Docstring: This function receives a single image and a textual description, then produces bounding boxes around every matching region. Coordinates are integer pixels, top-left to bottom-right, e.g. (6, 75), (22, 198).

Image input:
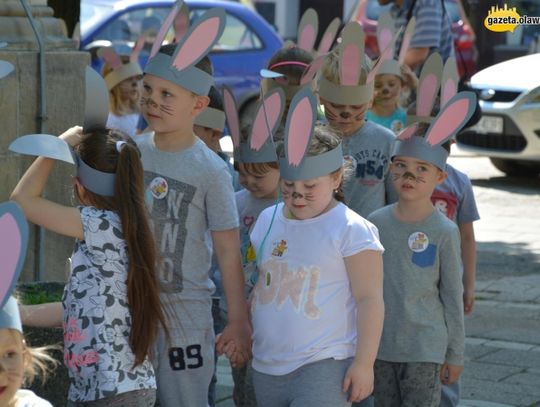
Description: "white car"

(456, 53), (540, 176)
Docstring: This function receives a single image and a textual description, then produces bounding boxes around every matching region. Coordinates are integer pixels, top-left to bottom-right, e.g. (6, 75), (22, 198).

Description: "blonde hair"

(102, 59), (141, 116)
(321, 47), (372, 86)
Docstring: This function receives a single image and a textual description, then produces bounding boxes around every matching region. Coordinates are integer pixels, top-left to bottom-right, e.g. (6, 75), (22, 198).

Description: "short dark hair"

(158, 43), (214, 75)
(208, 86), (223, 110)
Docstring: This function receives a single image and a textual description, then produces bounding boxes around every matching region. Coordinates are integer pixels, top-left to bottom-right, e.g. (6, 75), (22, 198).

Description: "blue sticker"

(412, 243), (437, 268)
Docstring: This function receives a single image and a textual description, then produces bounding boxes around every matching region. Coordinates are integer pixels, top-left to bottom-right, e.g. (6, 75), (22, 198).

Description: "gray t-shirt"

(137, 134), (239, 329)
(341, 121), (397, 218)
(368, 204), (465, 365)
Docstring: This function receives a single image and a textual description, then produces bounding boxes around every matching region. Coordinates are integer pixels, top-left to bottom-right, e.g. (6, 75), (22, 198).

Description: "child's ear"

(436, 169), (448, 185)
(193, 95), (210, 116)
(332, 169), (343, 189)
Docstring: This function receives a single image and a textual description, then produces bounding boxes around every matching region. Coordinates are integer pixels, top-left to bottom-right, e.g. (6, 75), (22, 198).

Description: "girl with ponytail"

(11, 126), (167, 406)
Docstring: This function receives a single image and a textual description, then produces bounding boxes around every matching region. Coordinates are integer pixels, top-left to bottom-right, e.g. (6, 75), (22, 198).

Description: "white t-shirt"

(249, 202), (384, 375)
(16, 390), (52, 407)
(106, 112), (140, 138)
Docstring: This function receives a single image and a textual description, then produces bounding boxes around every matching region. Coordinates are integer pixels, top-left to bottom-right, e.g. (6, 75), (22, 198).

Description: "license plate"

(471, 116), (503, 134)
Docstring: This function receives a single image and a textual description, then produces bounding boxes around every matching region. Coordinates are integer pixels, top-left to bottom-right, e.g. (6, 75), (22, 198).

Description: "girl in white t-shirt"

(245, 88), (385, 406)
(11, 127), (168, 406)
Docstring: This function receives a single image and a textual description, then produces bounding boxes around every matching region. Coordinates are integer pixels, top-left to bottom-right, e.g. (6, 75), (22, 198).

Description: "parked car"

(455, 53), (540, 177)
(352, 0), (477, 80)
(80, 0), (283, 120)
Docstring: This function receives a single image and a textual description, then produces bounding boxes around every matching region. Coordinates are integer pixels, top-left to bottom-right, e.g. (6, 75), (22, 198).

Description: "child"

(318, 21), (397, 218)
(10, 127), (167, 406)
(367, 91), (477, 406)
(248, 88), (385, 407)
(99, 43), (144, 137)
(222, 86), (285, 407)
(138, 6), (251, 406)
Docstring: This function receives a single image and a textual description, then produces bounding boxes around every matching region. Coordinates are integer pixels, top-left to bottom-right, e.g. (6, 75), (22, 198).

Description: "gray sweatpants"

(373, 360), (442, 407)
(252, 358), (355, 407)
(153, 324), (215, 407)
(66, 389), (156, 407)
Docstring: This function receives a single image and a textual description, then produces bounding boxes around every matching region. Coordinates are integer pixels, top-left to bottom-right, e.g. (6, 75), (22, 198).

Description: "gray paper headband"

(194, 106), (225, 131)
(97, 41), (144, 90)
(143, 2), (225, 96)
(279, 87), (343, 181)
(393, 91), (477, 169)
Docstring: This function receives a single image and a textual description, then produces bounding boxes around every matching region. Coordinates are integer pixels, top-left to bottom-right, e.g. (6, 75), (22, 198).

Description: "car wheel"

(490, 158), (540, 177)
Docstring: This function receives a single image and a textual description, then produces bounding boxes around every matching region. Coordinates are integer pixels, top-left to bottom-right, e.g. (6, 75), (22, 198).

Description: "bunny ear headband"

(223, 86), (285, 163)
(393, 91), (477, 169)
(0, 202), (29, 333)
(376, 13), (416, 79)
(193, 105), (225, 131)
(97, 38), (144, 91)
(279, 87), (343, 181)
(318, 21), (396, 105)
(144, 0), (225, 96)
(9, 68), (118, 197)
(406, 52), (458, 125)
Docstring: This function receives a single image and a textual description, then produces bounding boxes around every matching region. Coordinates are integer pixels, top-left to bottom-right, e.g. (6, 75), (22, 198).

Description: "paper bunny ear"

(398, 16), (415, 64)
(425, 91), (477, 146)
(284, 87), (317, 167)
(416, 52), (443, 117)
(174, 2), (191, 42)
(97, 47), (123, 70)
(297, 8), (318, 52)
(223, 86), (241, 150)
(150, 0), (184, 58)
(440, 57), (459, 108)
(9, 134), (75, 164)
(171, 7), (225, 71)
(84, 66), (109, 131)
(339, 22), (364, 86)
(397, 123), (419, 141)
(0, 60), (14, 79)
(130, 35), (146, 63)
(317, 17), (340, 55)
(250, 87), (285, 151)
(366, 28), (399, 85)
(377, 12), (395, 57)
(0, 202), (28, 311)
(299, 53), (327, 85)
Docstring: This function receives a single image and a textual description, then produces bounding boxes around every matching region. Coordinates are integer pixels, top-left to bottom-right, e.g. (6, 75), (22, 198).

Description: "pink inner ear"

(172, 16), (220, 71)
(367, 44), (392, 84)
(417, 73), (438, 116)
(102, 48), (123, 70)
(441, 79), (457, 108)
(341, 43), (360, 86)
(251, 92), (281, 151)
(378, 28), (393, 54)
(223, 90), (240, 148)
(300, 54), (326, 85)
(318, 32), (334, 55)
(130, 36), (146, 63)
(0, 214), (22, 301)
(174, 12), (190, 42)
(150, 3), (180, 58)
(298, 25), (316, 51)
(398, 123), (418, 140)
(426, 98), (470, 145)
(288, 98), (314, 166)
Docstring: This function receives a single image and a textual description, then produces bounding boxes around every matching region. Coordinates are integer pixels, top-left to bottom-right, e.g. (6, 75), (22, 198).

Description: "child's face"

(281, 172), (341, 220)
(320, 99), (368, 136)
(117, 75), (142, 104)
(141, 74), (208, 134)
(390, 156), (447, 202)
(0, 329), (25, 407)
(373, 74), (402, 107)
(194, 125), (222, 152)
(238, 164), (280, 200)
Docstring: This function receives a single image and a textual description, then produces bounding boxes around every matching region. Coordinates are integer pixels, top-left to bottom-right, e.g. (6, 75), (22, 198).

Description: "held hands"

(342, 360), (374, 403)
(59, 126), (85, 148)
(440, 363), (463, 385)
(215, 319), (252, 368)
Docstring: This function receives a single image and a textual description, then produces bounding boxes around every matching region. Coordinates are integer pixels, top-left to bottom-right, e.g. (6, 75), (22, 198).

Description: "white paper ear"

(130, 36), (146, 63)
(300, 53), (327, 85)
(377, 12), (395, 56)
(317, 17), (340, 55)
(0, 202), (28, 310)
(284, 87), (318, 167)
(339, 22), (364, 86)
(174, 2), (191, 42)
(223, 86), (241, 149)
(398, 17), (416, 65)
(0, 60), (14, 79)
(150, 0), (184, 58)
(440, 57), (459, 108)
(416, 53), (443, 117)
(297, 8), (319, 52)
(171, 7), (225, 71)
(424, 91), (477, 146)
(250, 88), (285, 151)
(97, 47), (123, 70)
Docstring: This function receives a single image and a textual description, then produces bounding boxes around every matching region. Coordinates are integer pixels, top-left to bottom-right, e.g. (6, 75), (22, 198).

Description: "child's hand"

(59, 126), (85, 147)
(342, 360), (374, 403)
(400, 64), (418, 90)
(216, 320), (252, 368)
(440, 363), (463, 385)
(463, 289), (475, 315)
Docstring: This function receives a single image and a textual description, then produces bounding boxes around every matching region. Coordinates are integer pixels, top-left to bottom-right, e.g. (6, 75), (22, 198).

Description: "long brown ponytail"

(77, 129), (168, 366)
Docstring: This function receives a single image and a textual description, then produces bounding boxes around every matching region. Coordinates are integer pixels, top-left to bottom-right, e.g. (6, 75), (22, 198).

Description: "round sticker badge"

(149, 176), (168, 199)
(408, 232), (429, 253)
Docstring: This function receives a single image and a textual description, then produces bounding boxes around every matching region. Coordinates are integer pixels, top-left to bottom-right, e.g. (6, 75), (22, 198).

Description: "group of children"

(0, 3), (480, 407)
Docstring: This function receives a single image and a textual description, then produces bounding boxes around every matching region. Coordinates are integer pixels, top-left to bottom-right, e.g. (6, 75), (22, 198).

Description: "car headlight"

(523, 86), (540, 104)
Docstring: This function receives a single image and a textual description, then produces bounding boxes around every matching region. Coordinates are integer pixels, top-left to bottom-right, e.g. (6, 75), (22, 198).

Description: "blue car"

(81, 0), (283, 120)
